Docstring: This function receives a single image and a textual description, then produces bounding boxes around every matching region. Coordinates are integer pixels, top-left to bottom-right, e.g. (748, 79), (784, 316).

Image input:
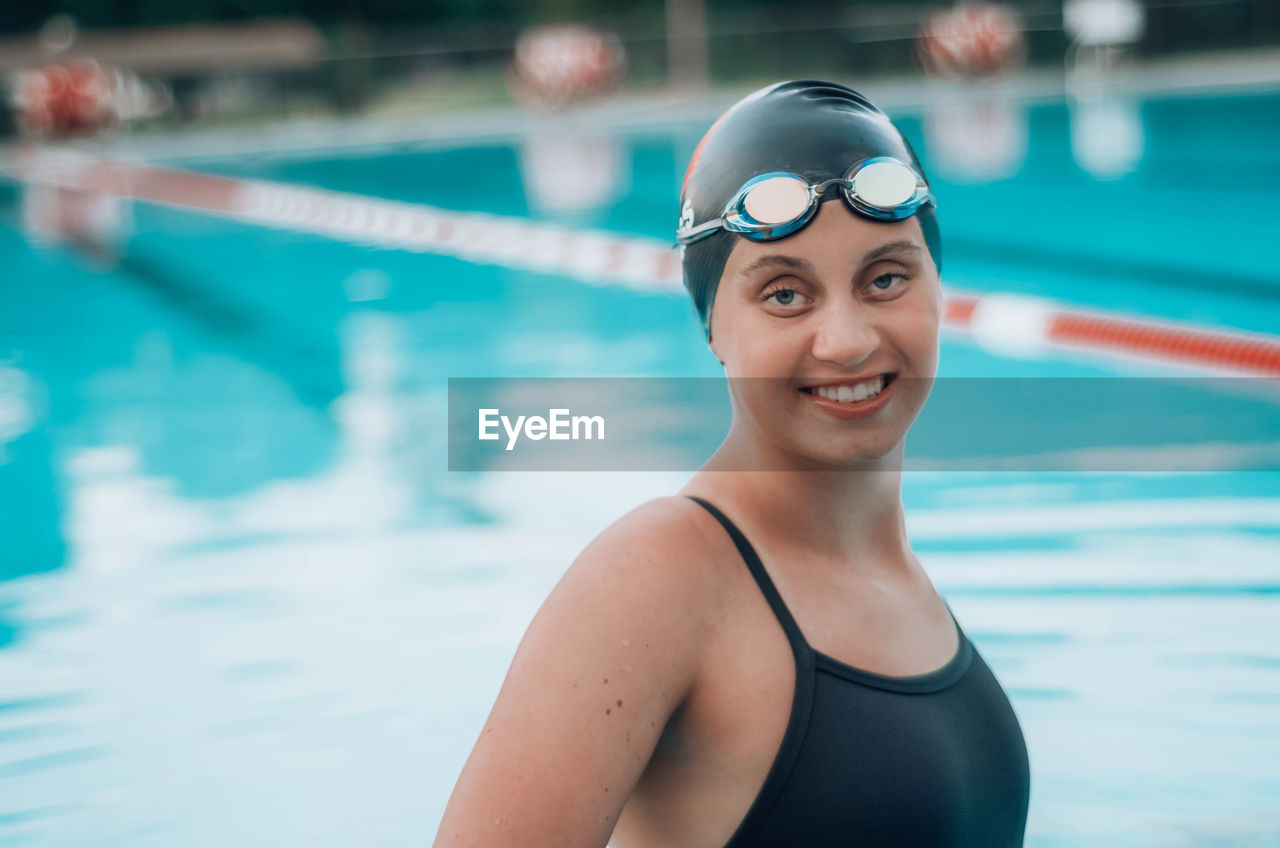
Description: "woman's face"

(708, 199), (941, 468)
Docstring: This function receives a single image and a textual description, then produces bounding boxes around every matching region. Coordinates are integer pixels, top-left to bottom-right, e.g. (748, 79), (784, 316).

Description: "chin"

(773, 431), (906, 471)
(814, 445), (902, 471)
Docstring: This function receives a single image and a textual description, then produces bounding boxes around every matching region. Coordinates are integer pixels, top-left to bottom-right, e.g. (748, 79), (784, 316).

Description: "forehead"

(721, 200), (926, 281)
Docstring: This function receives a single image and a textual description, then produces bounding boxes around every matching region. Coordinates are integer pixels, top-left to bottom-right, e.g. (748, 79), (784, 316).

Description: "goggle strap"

(676, 219), (729, 245)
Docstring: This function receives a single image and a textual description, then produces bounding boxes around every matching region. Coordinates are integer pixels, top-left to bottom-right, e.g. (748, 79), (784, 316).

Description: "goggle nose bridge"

(811, 176), (855, 197)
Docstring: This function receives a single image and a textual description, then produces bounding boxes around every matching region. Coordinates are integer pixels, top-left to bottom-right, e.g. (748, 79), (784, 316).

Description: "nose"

(809, 297), (880, 367)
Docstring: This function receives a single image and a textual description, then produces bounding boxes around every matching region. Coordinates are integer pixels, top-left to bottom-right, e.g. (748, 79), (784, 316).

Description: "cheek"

(724, 332), (797, 379)
(912, 308), (941, 355)
(897, 289), (942, 359)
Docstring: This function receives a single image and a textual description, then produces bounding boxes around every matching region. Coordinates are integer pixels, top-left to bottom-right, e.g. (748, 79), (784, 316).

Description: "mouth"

(799, 373), (897, 404)
(798, 373), (897, 420)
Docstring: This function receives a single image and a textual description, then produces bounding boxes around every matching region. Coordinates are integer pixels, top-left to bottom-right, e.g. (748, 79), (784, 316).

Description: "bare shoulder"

(432, 495), (734, 847)
(540, 494), (735, 670)
(565, 494), (732, 616)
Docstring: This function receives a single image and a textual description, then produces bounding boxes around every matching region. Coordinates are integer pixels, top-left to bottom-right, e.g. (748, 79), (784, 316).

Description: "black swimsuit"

(686, 496), (1031, 847)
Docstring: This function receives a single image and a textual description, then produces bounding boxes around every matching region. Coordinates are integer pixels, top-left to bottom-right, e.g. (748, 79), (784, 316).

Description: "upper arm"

(433, 497), (717, 848)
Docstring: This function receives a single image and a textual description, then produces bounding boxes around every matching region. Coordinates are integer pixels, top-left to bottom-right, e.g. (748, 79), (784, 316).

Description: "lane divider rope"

(11, 146), (1280, 378)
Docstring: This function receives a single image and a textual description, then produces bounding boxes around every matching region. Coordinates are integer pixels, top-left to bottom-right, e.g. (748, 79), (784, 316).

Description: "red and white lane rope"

(11, 147), (681, 291)
(942, 291), (1280, 377)
(10, 147), (1280, 378)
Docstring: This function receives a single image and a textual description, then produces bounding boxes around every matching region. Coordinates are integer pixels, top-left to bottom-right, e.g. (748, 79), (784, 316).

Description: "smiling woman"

(433, 81), (1030, 848)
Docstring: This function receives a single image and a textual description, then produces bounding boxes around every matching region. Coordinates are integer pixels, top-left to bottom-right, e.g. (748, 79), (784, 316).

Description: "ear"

(705, 298), (724, 364)
(706, 329), (724, 366)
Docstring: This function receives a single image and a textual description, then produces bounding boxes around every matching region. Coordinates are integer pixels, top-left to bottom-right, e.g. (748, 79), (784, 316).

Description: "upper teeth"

(812, 376), (885, 403)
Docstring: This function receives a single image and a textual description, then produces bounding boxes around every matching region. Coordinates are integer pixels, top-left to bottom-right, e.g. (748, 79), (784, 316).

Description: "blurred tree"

(2, 0), (1277, 53)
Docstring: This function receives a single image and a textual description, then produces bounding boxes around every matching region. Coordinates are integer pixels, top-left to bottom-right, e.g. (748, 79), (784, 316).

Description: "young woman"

(434, 80), (1031, 847)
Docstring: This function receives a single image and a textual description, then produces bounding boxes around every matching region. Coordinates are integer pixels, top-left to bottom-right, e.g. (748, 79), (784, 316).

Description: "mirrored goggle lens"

(741, 176), (812, 225)
(852, 160), (921, 209)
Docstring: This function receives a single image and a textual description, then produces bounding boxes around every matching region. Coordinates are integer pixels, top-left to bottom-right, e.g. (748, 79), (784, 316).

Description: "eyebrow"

(736, 254), (816, 279)
(862, 240), (922, 264)
(736, 241), (923, 280)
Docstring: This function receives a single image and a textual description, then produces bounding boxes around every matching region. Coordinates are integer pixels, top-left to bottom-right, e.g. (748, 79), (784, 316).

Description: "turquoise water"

(0, 89), (1278, 846)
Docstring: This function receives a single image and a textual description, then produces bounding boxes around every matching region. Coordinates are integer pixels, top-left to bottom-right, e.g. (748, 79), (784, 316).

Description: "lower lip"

(800, 378), (895, 420)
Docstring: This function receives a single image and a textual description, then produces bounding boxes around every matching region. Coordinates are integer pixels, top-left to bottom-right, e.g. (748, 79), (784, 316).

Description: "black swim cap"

(678, 80), (941, 341)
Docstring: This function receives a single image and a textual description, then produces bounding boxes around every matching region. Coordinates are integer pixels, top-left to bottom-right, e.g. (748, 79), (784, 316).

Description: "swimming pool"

(1, 87), (1278, 846)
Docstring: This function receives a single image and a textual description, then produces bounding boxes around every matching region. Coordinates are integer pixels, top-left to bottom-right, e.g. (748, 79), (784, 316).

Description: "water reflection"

(519, 127), (626, 220)
(1071, 94), (1144, 179)
(923, 83), (1028, 183)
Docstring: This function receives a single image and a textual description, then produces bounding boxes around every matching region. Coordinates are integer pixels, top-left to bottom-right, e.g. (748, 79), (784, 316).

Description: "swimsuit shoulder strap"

(685, 495), (812, 657)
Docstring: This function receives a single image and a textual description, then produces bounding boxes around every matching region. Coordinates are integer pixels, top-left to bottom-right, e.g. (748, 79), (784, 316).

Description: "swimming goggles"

(676, 156), (935, 245)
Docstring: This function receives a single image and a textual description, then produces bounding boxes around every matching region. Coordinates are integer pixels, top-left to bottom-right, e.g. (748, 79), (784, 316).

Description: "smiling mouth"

(799, 373), (897, 404)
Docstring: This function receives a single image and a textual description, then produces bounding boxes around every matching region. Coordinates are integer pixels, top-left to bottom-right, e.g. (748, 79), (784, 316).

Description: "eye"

(868, 270), (910, 293)
(761, 283), (810, 311)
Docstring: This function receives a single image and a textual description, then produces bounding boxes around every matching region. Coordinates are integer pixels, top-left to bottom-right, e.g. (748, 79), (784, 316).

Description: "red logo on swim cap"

(681, 83), (787, 200)
(680, 105), (737, 199)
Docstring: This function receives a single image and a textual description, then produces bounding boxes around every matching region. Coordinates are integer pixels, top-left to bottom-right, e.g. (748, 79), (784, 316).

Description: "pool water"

(0, 88), (1278, 846)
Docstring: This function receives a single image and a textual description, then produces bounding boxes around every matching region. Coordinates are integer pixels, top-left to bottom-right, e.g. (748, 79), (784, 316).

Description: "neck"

(690, 424), (914, 576)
